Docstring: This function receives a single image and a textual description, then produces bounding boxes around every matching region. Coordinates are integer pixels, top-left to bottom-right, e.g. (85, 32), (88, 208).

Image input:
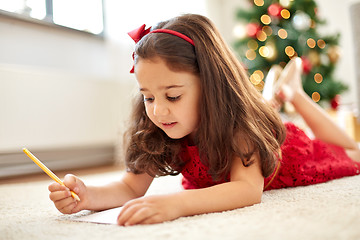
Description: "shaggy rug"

(1, 170), (360, 240)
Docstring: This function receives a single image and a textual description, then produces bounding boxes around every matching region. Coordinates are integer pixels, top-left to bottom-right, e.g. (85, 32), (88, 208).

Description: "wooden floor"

(0, 164), (123, 184)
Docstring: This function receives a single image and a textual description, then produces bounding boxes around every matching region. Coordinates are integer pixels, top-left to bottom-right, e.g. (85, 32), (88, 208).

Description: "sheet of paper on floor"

(74, 207), (123, 224)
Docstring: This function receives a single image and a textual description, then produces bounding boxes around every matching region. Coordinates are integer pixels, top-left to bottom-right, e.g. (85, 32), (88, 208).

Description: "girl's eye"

(143, 97), (154, 102)
(167, 95), (181, 101)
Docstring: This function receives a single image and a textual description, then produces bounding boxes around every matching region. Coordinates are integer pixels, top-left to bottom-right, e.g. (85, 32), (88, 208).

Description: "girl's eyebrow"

(139, 85), (184, 92)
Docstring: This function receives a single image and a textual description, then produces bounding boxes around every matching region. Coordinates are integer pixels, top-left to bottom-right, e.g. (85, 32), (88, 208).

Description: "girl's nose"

(153, 101), (169, 116)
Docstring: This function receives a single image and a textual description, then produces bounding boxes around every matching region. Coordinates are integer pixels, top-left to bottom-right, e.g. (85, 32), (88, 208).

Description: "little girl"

(48, 14), (360, 226)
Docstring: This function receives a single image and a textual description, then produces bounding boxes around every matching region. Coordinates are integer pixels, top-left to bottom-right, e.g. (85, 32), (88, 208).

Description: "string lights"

(250, 70), (265, 91)
(254, 0), (264, 7)
(278, 29), (288, 39)
(285, 46), (295, 57)
(312, 92), (321, 102)
(280, 9), (291, 19)
(317, 39), (326, 49)
(314, 73), (323, 83)
(307, 38), (316, 48)
(261, 14), (272, 25)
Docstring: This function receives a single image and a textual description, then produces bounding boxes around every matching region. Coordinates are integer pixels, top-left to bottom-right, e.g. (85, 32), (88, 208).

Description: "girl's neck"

(184, 135), (196, 146)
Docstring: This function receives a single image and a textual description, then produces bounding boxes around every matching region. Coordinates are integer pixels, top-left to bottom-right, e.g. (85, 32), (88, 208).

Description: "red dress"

(180, 122), (360, 190)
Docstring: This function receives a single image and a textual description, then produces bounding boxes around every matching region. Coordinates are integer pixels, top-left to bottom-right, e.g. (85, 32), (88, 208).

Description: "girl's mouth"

(161, 122), (177, 128)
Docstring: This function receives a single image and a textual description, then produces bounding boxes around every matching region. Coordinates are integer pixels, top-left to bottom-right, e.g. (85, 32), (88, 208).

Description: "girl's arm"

(178, 154), (264, 216)
(86, 172), (154, 211)
(117, 154), (264, 225)
(48, 172), (154, 214)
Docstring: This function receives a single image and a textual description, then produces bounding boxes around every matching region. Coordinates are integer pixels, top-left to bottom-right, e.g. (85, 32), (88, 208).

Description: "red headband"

(128, 24), (195, 73)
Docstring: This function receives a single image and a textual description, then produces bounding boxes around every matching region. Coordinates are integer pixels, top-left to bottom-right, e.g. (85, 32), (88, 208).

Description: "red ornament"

(268, 3), (283, 17)
(301, 56), (312, 74)
(330, 95), (341, 110)
(246, 23), (261, 38)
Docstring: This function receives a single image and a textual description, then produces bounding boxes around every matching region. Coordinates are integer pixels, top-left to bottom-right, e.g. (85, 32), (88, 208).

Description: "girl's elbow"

(249, 182), (264, 205)
(239, 186), (262, 208)
(254, 191), (263, 204)
(250, 189), (262, 205)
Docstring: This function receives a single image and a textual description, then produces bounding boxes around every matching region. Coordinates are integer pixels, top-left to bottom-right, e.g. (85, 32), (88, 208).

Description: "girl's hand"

(117, 194), (182, 226)
(48, 174), (88, 214)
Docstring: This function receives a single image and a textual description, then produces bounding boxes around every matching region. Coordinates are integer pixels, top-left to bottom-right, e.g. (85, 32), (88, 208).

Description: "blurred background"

(0, 0), (359, 178)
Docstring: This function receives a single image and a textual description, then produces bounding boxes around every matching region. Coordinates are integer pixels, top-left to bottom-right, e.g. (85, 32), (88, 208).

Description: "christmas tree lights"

(234, 0), (348, 107)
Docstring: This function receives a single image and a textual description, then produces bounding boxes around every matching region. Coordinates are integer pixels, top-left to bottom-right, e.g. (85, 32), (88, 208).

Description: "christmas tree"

(234, 0), (347, 108)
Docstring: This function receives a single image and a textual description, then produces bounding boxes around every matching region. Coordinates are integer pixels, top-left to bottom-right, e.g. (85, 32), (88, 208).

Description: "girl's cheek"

(144, 106), (151, 117)
(145, 107), (156, 123)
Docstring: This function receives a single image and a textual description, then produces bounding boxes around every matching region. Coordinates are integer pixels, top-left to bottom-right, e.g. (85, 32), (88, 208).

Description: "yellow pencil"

(22, 148), (81, 201)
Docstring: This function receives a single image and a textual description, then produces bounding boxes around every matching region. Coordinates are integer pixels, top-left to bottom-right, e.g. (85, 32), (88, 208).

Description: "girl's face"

(135, 57), (201, 139)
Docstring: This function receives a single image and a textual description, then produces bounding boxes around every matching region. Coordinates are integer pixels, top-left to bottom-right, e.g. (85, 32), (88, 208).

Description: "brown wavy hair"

(124, 14), (286, 180)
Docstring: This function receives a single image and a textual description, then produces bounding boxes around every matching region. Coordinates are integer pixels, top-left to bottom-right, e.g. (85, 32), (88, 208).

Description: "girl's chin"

(165, 133), (186, 140)
(162, 130), (188, 140)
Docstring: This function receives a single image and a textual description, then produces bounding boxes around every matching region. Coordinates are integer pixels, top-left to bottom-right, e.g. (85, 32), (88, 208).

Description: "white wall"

(316, 0), (360, 109)
(0, 64), (130, 150)
(0, 14), (131, 152)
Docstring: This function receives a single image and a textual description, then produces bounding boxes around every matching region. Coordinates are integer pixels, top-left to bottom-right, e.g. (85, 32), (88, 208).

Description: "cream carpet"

(1, 170), (360, 240)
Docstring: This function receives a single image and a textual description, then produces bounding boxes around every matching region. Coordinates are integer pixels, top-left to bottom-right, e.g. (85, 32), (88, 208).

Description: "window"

(0, 0), (104, 35)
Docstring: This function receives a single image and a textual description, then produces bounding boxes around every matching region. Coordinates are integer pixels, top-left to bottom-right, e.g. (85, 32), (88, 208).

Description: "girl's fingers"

(70, 202), (83, 214)
(53, 196), (76, 213)
(47, 175), (85, 214)
(49, 189), (71, 202)
(140, 214), (162, 225)
(122, 206), (157, 226)
(48, 182), (68, 192)
(118, 199), (162, 226)
(63, 174), (80, 193)
(59, 201), (77, 214)
(117, 201), (149, 225)
(117, 203), (138, 225)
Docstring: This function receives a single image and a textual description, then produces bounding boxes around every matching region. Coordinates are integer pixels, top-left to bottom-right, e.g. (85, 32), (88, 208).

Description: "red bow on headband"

(128, 24), (150, 73)
(128, 24), (195, 73)
(128, 24), (151, 44)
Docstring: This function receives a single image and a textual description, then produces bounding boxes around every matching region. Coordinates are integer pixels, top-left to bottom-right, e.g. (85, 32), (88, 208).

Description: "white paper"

(74, 207), (123, 224)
